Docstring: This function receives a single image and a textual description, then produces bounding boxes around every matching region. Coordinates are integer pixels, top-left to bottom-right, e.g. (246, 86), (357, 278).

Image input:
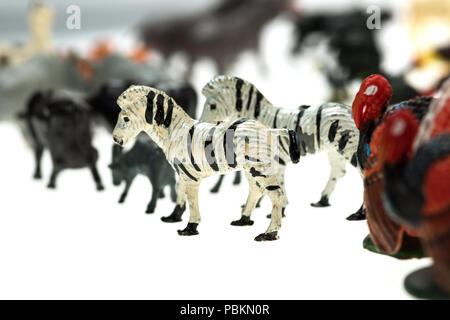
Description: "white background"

(0, 0), (434, 299)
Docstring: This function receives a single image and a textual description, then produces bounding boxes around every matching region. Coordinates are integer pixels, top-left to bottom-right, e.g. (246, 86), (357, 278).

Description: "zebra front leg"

(210, 174), (225, 193)
(346, 203), (366, 221)
(267, 166), (287, 218)
(177, 181), (201, 236)
(311, 152), (346, 207)
(255, 174), (283, 241)
(161, 179), (186, 223)
(231, 172), (265, 226)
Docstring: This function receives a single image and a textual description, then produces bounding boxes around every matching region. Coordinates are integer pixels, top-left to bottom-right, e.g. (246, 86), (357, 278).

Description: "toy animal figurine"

(0, 3), (54, 68)
(109, 134), (177, 213)
(140, 0), (290, 77)
(376, 78), (450, 298)
(292, 9), (418, 104)
(22, 89), (104, 190)
(200, 76), (362, 220)
(112, 85), (300, 241)
(352, 74), (432, 258)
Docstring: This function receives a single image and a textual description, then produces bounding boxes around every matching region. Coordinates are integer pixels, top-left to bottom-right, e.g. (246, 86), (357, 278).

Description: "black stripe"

(174, 158), (198, 182)
(164, 98), (174, 127)
(254, 91), (263, 118)
(295, 108), (305, 131)
(204, 127), (219, 171)
(316, 104), (323, 149)
(187, 124), (201, 172)
(223, 119), (247, 168)
(245, 155), (261, 162)
(250, 167), (266, 177)
(338, 130), (352, 152)
(145, 91), (155, 124)
(235, 78), (244, 112)
(266, 185), (280, 191)
(274, 155), (286, 166)
(245, 85), (254, 110)
(273, 109), (280, 127)
(328, 120), (339, 142)
(154, 94), (165, 125)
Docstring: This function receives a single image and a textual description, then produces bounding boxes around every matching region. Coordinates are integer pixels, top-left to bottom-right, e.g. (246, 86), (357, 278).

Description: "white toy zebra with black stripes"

(112, 85), (300, 241)
(200, 76), (364, 220)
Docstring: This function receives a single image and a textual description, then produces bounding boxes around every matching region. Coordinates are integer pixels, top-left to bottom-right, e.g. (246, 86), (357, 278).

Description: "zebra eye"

(210, 104), (216, 110)
(124, 116), (130, 122)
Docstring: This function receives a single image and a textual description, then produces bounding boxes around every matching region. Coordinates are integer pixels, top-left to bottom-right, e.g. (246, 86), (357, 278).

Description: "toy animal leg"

(232, 171), (241, 185)
(346, 203), (366, 221)
(33, 145), (44, 179)
(178, 181), (201, 236)
(210, 175), (224, 193)
(169, 182), (177, 202)
(118, 178), (134, 203)
(146, 187), (160, 214)
(47, 166), (61, 189)
(231, 172), (265, 226)
(161, 179), (186, 223)
(266, 166), (287, 218)
(311, 152), (346, 207)
(90, 164), (104, 191)
(255, 175), (283, 241)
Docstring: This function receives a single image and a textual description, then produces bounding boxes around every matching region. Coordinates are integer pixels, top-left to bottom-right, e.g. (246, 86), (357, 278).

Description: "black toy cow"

(22, 90), (104, 190)
(109, 134), (177, 213)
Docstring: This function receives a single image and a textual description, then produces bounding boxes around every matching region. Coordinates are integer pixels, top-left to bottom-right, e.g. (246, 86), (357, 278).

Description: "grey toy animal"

(109, 134), (177, 214)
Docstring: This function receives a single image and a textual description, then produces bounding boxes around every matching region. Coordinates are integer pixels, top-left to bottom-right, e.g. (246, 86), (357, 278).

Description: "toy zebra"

(112, 85), (300, 241)
(200, 76), (364, 220)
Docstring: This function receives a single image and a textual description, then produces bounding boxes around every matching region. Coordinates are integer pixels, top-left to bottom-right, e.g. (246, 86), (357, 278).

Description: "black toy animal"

(109, 134), (177, 213)
(22, 90), (104, 190)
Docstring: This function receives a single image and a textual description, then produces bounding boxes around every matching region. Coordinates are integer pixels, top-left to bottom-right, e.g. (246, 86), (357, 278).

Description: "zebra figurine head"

(200, 75), (266, 123)
(112, 85), (150, 147)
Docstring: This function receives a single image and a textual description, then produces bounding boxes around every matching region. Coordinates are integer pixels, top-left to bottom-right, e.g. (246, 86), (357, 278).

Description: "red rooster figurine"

(379, 79), (450, 299)
(352, 75), (431, 257)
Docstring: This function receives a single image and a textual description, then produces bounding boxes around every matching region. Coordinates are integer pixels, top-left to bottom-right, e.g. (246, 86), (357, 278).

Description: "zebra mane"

(117, 85), (190, 123)
(202, 75), (271, 115)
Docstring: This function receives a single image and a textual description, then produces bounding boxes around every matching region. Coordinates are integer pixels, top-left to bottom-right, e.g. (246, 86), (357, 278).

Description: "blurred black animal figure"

(109, 135), (177, 214)
(22, 90), (104, 190)
(292, 9), (418, 103)
(140, 0), (290, 77)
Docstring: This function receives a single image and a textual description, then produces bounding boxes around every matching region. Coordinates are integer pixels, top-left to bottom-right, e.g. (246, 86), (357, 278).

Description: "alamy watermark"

(366, 5), (382, 30)
(66, 5), (81, 30)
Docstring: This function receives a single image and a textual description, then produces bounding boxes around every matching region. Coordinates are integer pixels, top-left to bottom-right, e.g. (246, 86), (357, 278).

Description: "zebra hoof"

(33, 172), (42, 180)
(97, 184), (105, 191)
(145, 208), (155, 214)
(47, 183), (56, 189)
(231, 216), (254, 226)
(346, 207), (366, 221)
(161, 215), (182, 223)
(255, 231), (279, 241)
(177, 223), (199, 236)
(210, 187), (220, 193)
(310, 196), (330, 207)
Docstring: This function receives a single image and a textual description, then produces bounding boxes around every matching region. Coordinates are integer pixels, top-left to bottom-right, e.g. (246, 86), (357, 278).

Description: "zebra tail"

(288, 129), (300, 163)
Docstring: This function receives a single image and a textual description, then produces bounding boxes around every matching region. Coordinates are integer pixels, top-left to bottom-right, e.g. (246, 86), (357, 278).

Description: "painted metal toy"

(376, 78), (450, 299)
(200, 76), (362, 220)
(112, 85), (300, 241)
(352, 74), (432, 258)
(22, 89), (104, 190)
(109, 134), (177, 214)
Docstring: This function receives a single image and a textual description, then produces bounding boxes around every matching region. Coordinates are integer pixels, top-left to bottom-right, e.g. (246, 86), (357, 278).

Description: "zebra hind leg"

(231, 172), (264, 226)
(267, 165), (287, 218)
(311, 152), (347, 208)
(255, 174), (284, 241)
